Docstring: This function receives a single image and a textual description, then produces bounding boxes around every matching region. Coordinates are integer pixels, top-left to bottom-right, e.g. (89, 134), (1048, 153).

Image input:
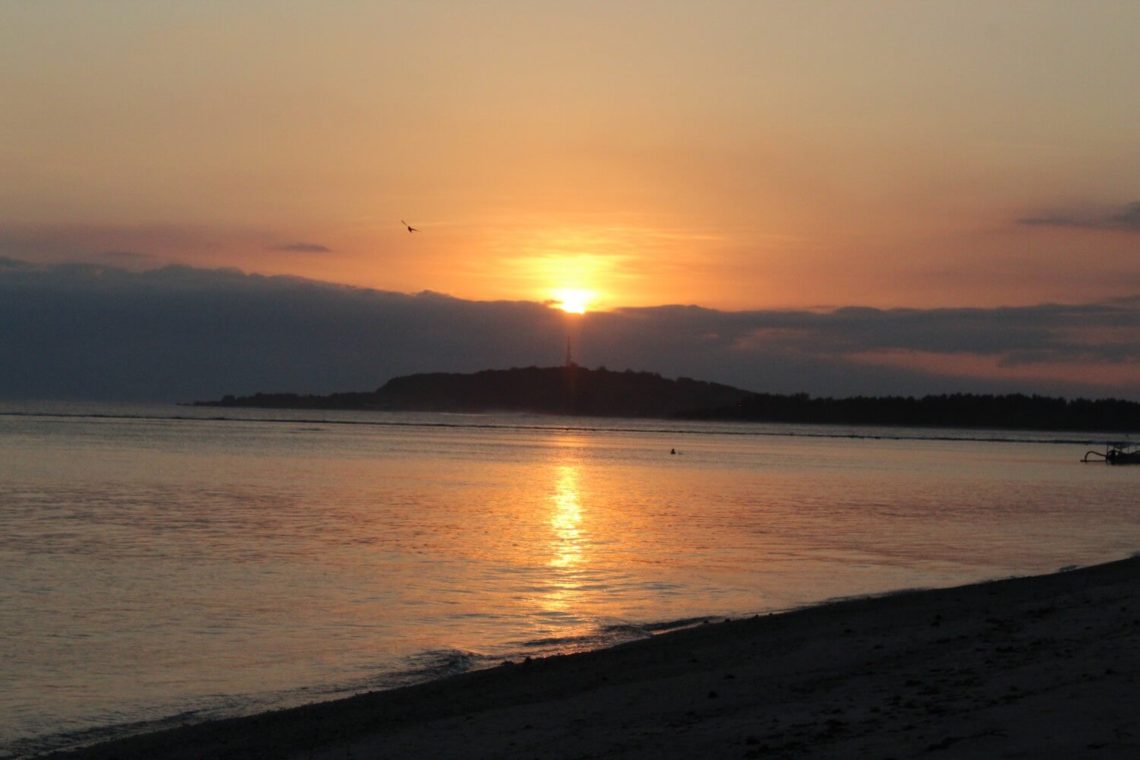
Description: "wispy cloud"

(97, 250), (155, 264)
(0, 223), (221, 262)
(1019, 201), (1140, 231)
(268, 242), (332, 253)
(0, 256), (35, 270)
(0, 223), (314, 264)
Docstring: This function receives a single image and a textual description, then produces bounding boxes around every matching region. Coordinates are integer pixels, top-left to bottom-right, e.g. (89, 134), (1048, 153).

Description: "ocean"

(2, 403), (1137, 758)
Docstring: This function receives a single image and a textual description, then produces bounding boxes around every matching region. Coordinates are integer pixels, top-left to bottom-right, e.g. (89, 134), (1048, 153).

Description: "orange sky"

(3, 1), (1140, 313)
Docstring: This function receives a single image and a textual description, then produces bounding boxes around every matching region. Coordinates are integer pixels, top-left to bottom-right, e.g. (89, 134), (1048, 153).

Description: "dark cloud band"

(0, 260), (1136, 402)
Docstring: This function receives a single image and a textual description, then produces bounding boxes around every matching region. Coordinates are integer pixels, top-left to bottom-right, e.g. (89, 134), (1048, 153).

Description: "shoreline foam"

(41, 555), (1140, 759)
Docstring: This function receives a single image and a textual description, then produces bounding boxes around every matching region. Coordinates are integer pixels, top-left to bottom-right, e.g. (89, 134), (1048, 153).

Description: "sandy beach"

(45, 556), (1140, 759)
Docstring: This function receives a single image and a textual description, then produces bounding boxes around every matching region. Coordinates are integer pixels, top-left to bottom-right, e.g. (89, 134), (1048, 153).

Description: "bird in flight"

(401, 220), (419, 233)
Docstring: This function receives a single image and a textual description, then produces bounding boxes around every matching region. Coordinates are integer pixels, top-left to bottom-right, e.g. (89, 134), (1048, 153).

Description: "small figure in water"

(670, 448), (676, 455)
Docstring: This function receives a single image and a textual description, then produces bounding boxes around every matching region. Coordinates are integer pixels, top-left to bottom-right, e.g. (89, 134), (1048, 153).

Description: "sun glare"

(553, 288), (594, 314)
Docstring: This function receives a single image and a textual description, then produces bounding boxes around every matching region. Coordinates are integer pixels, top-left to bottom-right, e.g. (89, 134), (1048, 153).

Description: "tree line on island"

(195, 365), (1140, 433)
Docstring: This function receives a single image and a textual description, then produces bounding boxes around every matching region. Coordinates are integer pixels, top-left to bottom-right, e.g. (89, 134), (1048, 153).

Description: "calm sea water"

(2, 403), (1138, 757)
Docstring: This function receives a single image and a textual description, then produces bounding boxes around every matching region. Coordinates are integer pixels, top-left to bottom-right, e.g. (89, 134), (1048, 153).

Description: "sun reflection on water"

(543, 464), (588, 614)
(550, 465), (584, 569)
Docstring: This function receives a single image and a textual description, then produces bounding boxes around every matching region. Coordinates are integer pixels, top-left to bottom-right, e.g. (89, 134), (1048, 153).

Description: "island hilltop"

(193, 365), (1140, 432)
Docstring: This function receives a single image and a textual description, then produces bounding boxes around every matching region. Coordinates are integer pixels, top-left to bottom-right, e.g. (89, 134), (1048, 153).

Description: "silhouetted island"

(196, 366), (749, 418)
(194, 365), (1140, 432)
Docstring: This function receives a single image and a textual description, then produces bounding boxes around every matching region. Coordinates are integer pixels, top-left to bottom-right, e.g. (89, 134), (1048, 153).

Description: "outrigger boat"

(1082, 442), (1140, 465)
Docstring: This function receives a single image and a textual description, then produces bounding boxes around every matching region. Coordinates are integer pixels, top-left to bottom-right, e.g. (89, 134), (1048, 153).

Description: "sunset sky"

(3, 2), (1140, 400)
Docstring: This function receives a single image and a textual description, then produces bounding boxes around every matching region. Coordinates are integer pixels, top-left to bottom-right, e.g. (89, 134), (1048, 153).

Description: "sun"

(552, 288), (594, 314)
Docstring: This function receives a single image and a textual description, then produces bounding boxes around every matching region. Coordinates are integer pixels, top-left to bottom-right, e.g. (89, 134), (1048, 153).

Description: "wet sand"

(47, 556), (1140, 759)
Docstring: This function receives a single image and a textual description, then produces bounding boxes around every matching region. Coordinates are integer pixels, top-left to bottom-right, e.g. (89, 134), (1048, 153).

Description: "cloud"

(0, 259), (1138, 402)
(97, 250), (155, 264)
(268, 242), (332, 253)
(1111, 202), (1140, 229)
(0, 256), (35, 270)
(0, 223), (226, 266)
(0, 223), (304, 264)
(1019, 201), (1140, 231)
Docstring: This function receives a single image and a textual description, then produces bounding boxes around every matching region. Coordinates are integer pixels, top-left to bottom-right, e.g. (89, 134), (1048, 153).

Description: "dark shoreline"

(41, 555), (1140, 759)
(193, 365), (1140, 433)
